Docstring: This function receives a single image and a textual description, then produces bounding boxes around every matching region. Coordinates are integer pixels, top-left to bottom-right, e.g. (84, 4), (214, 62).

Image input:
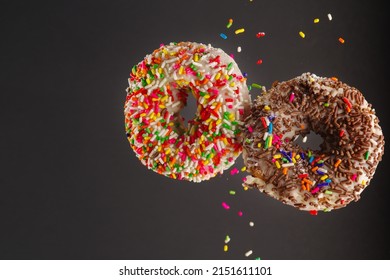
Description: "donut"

(241, 72), (384, 212)
(124, 42), (250, 182)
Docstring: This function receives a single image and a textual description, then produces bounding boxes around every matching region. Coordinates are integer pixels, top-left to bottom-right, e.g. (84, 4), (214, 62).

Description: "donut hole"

(179, 89), (198, 124)
(293, 131), (323, 151)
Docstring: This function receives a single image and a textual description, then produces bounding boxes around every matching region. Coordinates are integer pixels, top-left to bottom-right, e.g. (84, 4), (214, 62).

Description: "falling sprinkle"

(224, 245), (228, 252)
(235, 28), (245, 34)
(338, 37), (345, 44)
(243, 186), (248, 191)
(256, 59), (263, 65)
(309, 210), (318, 216)
(245, 250), (253, 257)
(299, 31), (305, 38)
(237, 46), (242, 52)
(222, 202), (230, 210)
(249, 221), (254, 227)
(220, 33), (228, 40)
(229, 190), (236, 195)
(328, 13), (333, 21)
(238, 211), (243, 217)
(302, 136), (308, 143)
(241, 166), (247, 172)
(255, 257), (261, 260)
(230, 168), (239, 175)
(226, 18), (233, 28)
(314, 18), (320, 23)
(256, 32), (265, 38)
(225, 235), (231, 243)
(251, 83), (262, 89)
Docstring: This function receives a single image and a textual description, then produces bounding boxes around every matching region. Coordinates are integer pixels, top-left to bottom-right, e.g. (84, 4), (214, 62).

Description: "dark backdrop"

(1, 0), (389, 260)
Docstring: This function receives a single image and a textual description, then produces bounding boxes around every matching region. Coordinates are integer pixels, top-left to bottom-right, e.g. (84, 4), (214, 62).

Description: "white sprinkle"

(328, 13), (332, 21)
(282, 163), (294, 168)
(249, 221), (254, 227)
(237, 46), (242, 52)
(245, 250), (253, 257)
(317, 168), (327, 173)
(302, 136), (308, 143)
(172, 101), (181, 108)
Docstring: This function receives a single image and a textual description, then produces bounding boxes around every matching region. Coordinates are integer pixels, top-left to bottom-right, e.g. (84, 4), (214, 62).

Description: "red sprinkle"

(339, 130), (345, 137)
(256, 32), (265, 38)
(309, 210), (318, 216)
(256, 59), (263, 65)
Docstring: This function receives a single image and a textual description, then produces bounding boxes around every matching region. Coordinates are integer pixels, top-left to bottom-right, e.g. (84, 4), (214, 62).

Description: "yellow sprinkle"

(223, 138), (228, 145)
(264, 105), (271, 111)
(165, 149), (171, 155)
(275, 161), (281, 169)
(292, 157), (296, 164)
(295, 154), (301, 160)
(216, 119), (222, 125)
(151, 68), (155, 74)
(361, 180), (366, 185)
(204, 94), (210, 99)
(161, 95), (168, 102)
(241, 166), (247, 172)
(146, 78), (151, 84)
(140, 113), (146, 117)
(230, 82), (235, 87)
(299, 31), (305, 38)
(158, 68), (163, 74)
(228, 113), (235, 121)
(172, 173), (176, 179)
(273, 154), (282, 159)
(225, 75), (229, 80)
(320, 175), (328, 181)
(158, 146), (162, 152)
(243, 186), (249, 191)
(215, 72), (221, 80)
(208, 122), (213, 130)
(179, 66), (184, 75)
(235, 28), (245, 34)
(314, 18), (320, 23)
(194, 54), (199, 62)
(224, 245), (228, 252)
(159, 105), (165, 109)
(204, 160), (209, 165)
(257, 143), (261, 148)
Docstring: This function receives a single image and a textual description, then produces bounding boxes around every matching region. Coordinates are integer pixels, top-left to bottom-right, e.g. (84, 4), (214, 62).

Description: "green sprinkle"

(324, 102), (329, 107)
(251, 83), (262, 89)
(141, 78), (147, 87)
(222, 123), (231, 130)
(248, 85), (252, 91)
(153, 64), (159, 69)
(160, 73), (165, 79)
(199, 91), (207, 97)
(255, 257), (261, 260)
(229, 190), (236, 195)
(245, 138), (251, 143)
(228, 75), (233, 81)
(364, 151), (370, 160)
(227, 62), (233, 70)
(234, 129), (241, 135)
(325, 190), (333, 195)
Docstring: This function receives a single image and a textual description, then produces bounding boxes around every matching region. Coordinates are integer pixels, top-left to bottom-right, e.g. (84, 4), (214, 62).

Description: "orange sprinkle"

(303, 178), (313, 185)
(331, 76), (338, 81)
(311, 166), (319, 172)
(283, 167), (288, 175)
(334, 159), (342, 168)
(338, 37), (345, 44)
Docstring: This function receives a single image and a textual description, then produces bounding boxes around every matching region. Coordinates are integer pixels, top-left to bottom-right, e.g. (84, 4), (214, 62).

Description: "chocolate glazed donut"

(241, 72), (384, 212)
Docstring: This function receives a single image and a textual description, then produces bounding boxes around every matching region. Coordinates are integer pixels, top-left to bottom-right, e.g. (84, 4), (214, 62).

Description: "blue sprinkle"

(308, 156), (315, 164)
(243, 72), (248, 77)
(316, 162), (324, 167)
(220, 33), (227, 39)
(280, 150), (292, 162)
(300, 152), (305, 159)
(268, 123), (273, 134)
(317, 170), (325, 175)
(317, 182), (330, 187)
(325, 179), (332, 183)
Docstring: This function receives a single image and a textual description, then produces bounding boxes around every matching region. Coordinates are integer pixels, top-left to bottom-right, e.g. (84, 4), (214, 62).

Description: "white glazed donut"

(242, 73), (385, 212)
(124, 42), (250, 182)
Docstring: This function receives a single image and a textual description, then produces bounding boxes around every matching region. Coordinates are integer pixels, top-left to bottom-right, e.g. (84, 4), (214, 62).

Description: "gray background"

(1, 0), (389, 259)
